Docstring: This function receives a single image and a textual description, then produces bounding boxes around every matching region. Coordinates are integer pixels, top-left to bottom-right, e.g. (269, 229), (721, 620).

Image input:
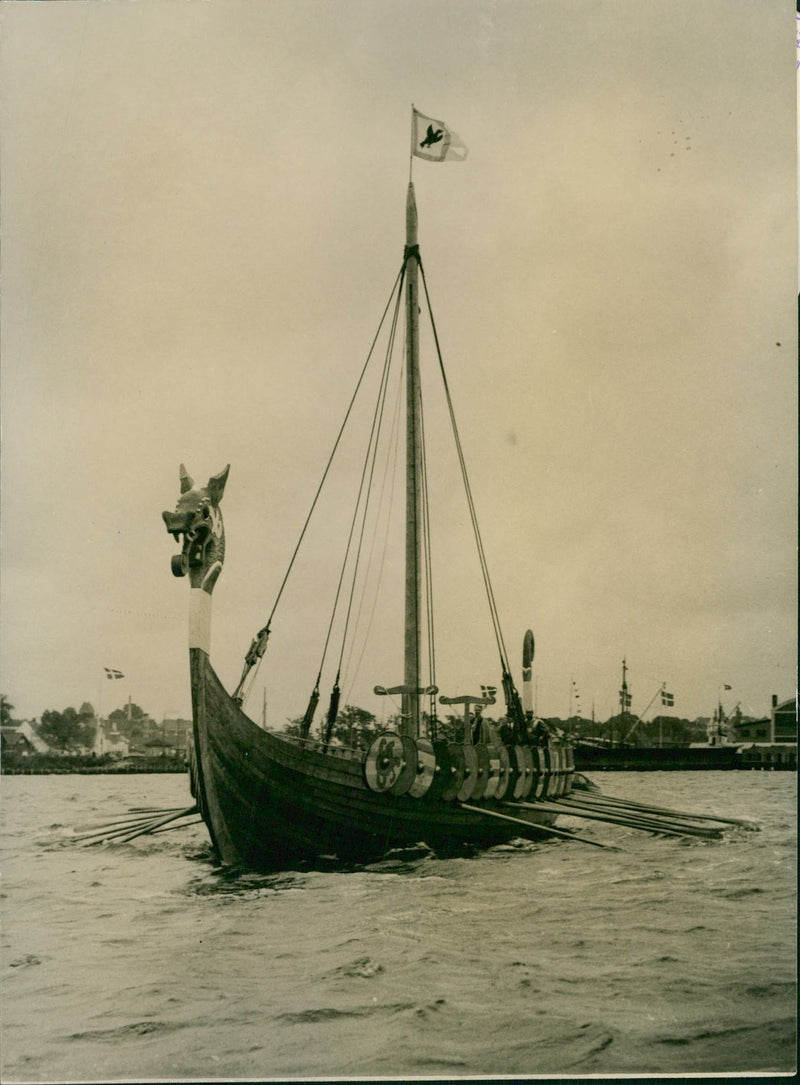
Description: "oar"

(558, 800), (724, 837)
(559, 793), (754, 828)
(149, 817), (203, 835)
(75, 815), (172, 843)
(506, 801), (721, 839)
(77, 806), (198, 845)
(458, 803), (618, 850)
(599, 796), (756, 829)
(126, 806), (189, 814)
(74, 812), (172, 836)
(112, 806), (199, 844)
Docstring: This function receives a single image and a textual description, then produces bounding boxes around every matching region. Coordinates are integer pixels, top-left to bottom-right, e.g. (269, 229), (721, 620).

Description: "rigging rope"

(332, 274), (404, 682)
(341, 361), (404, 696)
(235, 245), (524, 739)
(232, 265), (406, 707)
(417, 258), (521, 726)
(319, 267), (405, 739)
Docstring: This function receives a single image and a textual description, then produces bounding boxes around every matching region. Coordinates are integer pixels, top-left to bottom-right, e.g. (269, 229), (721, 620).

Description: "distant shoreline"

(2, 763), (188, 775)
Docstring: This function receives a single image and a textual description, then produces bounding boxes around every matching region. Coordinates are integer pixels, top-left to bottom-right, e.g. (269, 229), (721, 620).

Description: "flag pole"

(409, 104), (415, 183)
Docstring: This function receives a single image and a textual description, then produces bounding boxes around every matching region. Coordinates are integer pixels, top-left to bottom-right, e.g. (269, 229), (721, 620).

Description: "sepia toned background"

(1, 0), (796, 731)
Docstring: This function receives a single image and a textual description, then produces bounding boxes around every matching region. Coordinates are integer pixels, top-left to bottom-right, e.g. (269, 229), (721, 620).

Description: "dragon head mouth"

(162, 494), (215, 578)
(163, 464), (229, 586)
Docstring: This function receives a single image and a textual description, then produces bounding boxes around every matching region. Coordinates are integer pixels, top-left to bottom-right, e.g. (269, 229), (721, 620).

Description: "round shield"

(504, 744), (520, 798)
(408, 737), (436, 798)
(536, 746), (549, 798)
(530, 746), (545, 799)
(553, 746), (565, 797)
(516, 744), (534, 799)
(542, 745), (557, 799)
(528, 745), (540, 798)
(492, 743), (511, 801)
(389, 735), (418, 796)
(564, 745), (575, 795)
(364, 732), (405, 792)
(458, 744), (479, 802)
(442, 742), (465, 802)
(470, 743), (490, 800)
(482, 744), (501, 800)
(511, 745), (526, 799)
(428, 740), (453, 801)
(553, 746), (565, 796)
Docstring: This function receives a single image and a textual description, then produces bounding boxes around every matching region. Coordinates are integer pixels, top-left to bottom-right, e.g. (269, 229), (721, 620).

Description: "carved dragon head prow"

(162, 464), (230, 594)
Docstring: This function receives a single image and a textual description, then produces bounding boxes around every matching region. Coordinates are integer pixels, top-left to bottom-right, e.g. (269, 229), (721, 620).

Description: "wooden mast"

(402, 182), (423, 738)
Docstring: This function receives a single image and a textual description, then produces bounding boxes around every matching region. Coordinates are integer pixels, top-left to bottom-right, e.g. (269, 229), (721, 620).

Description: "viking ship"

(161, 131), (744, 870)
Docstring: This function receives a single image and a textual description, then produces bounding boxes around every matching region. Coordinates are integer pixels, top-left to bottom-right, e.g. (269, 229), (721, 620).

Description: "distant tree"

(282, 704), (386, 747)
(79, 701), (96, 719)
(38, 706), (94, 751)
(283, 716), (304, 737)
(434, 713), (465, 742)
(109, 702), (146, 721)
(1, 694), (16, 727)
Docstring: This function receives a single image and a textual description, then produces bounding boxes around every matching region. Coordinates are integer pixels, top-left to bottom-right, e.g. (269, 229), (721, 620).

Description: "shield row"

(363, 732), (574, 802)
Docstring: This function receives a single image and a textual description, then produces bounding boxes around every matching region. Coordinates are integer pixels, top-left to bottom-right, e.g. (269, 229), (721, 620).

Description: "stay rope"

(233, 265), (405, 706)
(417, 259), (513, 684)
(234, 247), (521, 735)
(321, 269), (406, 741)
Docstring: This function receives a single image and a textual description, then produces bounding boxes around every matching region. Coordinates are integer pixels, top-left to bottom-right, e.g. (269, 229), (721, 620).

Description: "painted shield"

(429, 740), (453, 801)
(470, 743), (490, 800)
(543, 745), (558, 798)
(531, 746), (547, 799)
(390, 735), (419, 796)
(364, 732), (404, 792)
(443, 742), (465, 801)
(563, 745), (575, 795)
(482, 744), (502, 800)
(492, 743), (511, 801)
(505, 744), (521, 798)
(408, 737), (436, 798)
(553, 746), (565, 796)
(458, 744), (479, 802)
(516, 744), (534, 799)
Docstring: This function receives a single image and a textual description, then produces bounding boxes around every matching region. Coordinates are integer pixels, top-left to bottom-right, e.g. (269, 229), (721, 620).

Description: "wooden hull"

(190, 648), (569, 870)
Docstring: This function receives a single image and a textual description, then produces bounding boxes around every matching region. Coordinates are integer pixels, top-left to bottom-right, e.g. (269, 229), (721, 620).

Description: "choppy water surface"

(1, 770), (795, 1081)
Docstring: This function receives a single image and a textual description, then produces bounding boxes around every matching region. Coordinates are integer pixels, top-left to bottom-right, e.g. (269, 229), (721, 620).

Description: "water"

(1, 771), (795, 1081)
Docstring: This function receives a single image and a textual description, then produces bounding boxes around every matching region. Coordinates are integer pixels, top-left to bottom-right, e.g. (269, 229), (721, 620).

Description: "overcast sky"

(1, 0), (796, 731)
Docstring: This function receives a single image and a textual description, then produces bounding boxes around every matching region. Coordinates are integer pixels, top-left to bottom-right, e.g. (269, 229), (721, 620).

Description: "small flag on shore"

(411, 107), (468, 162)
(722, 684), (732, 690)
(104, 668), (124, 680)
(661, 691), (675, 707)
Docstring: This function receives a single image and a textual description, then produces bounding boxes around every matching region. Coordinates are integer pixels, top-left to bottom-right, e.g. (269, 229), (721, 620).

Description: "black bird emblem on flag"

(420, 124), (444, 148)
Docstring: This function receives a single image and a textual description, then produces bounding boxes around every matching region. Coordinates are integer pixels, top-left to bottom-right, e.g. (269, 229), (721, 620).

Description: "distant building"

(1, 726), (36, 757)
(93, 719), (130, 758)
(730, 695), (797, 745)
(728, 695), (797, 769)
(771, 696), (797, 744)
(731, 717), (771, 743)
(1, 720), (50, 756)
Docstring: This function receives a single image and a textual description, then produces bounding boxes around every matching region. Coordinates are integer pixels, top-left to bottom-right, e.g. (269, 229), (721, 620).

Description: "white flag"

(411, 108), (468, 162)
